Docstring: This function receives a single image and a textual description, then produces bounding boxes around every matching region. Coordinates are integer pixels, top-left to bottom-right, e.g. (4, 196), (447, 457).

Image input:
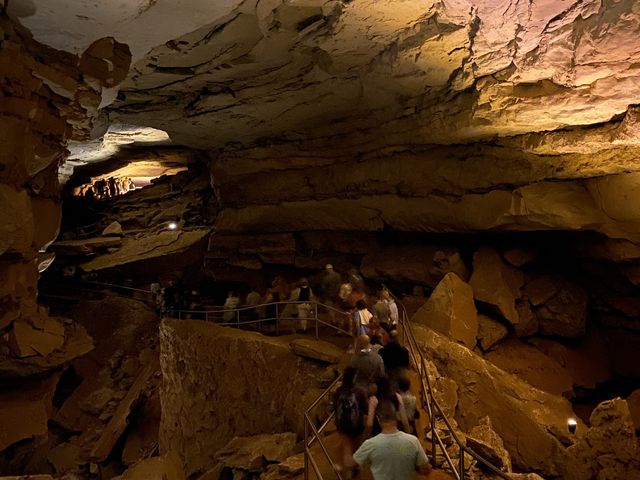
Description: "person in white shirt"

(381, 290), (399, 327)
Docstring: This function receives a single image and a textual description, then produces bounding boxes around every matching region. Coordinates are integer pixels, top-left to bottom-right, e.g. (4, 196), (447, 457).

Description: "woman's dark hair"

(398, 376), (411, 392)
(376, 376), (393, 398)
(342, 367), (358, 387)
(355, 299), (367, 310)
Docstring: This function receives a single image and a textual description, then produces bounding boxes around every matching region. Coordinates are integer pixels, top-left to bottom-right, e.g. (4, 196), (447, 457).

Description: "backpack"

(335, 390), (363, 435)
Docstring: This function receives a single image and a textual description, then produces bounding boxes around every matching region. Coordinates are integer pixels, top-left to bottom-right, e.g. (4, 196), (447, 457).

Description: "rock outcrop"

(523, 275), (588, 338)
(115, 451), (185, 480)
(413, 273), (478, 349)
(469, 247), (523, 324)
(413, 324), (577, 476)
(159, 320), (330, 476)
(476, 315), (508, 352)
(0, 374), (59, 452)
(565, 398), (640, 480)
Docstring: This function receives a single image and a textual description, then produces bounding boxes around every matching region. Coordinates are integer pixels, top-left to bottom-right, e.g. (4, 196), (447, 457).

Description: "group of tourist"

(334, 333), (430, 479)
(150, 264), (403, 338)
(76, 176), (136, 200)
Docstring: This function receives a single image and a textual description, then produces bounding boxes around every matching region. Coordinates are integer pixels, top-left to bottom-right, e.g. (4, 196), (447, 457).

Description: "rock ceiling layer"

(11, 0), (640, 151)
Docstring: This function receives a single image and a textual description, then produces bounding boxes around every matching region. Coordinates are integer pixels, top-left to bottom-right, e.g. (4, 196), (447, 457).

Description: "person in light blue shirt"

(353, 402), (431, 480)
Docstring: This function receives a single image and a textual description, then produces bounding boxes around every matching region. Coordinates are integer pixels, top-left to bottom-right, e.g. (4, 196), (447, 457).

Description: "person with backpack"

(334, 367), (369, 478)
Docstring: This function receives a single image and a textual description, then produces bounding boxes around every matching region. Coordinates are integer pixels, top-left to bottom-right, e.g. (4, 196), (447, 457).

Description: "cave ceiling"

(10, 0), (640, 155)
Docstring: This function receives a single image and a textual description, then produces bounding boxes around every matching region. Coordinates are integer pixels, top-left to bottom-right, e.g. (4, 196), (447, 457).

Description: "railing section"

(387, 288), (512, 480)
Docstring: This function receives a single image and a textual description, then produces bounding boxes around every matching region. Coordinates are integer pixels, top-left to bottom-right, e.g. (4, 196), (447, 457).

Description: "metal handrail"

(172, 300), (354, 341)
(304, 373), (344, 480)
(385, 287), (512, 479)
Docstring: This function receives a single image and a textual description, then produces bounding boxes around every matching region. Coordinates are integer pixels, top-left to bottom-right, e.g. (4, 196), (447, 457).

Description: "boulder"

(102, 221), (123, 236)
(413, 324), (578, 476)
(525, 275), (588, 338)
(627, 389), (640, 433)
(514, 299), (538, 337)
(8, 318), (65, 358)
(122, 391), (161, 466)
(503, 247), (538, 267)
(476, 315), (508, 352)
(469, 247), (523, 324)
(81, 228), (209, 272)
(159, 320), (327, 475)
(413, 273), (478, 349)
(484, 339), (574, 397)
(116, 451), (185, 480)
(215, 433), (296, 471)
(466, 417), (512, 472)
(290, 338), (344, 364)
(260, 453), (304, 480)
(90, 358), (159, 461)
(528, 331), (611, 390)
(587, 398), (639, 465)
(565, 398), (640, 480)
(0, 322), (94, 378)
(0, 374), (59, 451)
(46, 442), (82, 474)
(430, 249), (470, 284)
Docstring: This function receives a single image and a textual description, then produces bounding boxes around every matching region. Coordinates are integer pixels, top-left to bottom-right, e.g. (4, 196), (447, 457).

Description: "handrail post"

(304, 416), (309, 480)
(314, 302), (319, 340)
(178, 310), (181, 320)
(275, 303), (279, 335)
(460, 447), (465, 479)
(237, 309), (240, 329)
(430, 379), (437, 467)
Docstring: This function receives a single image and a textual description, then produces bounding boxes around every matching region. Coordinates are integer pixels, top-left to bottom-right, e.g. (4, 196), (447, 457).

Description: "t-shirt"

(400, 392), (417, 420)
(353, 431), (429, 480)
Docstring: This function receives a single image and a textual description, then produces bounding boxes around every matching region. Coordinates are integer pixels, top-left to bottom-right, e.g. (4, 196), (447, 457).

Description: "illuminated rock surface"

(159, 320), (331, 476)
(413, 273), (478, 349)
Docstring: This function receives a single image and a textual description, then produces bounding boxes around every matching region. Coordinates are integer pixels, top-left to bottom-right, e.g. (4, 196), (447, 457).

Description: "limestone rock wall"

(211, 140), (640, 242)
(159, 320), (328, 476)
(0, 16), (104, 376)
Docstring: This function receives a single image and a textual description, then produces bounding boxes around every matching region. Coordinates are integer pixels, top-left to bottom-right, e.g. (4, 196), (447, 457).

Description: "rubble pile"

(0, 297), (160, 478)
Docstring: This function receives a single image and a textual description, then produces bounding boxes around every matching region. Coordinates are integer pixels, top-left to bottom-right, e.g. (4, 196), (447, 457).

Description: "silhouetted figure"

(84, 185), (94, 201)
(108, 177), (117, 197)
(348, 335), (384, 395)
(334, 367), (368, 477)
(290, 278), (315, 332)
(379, 331), (410, 389)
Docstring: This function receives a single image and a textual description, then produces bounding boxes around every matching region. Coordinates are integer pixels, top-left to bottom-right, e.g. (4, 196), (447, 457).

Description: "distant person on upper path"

(348, 334), (384, 395)
(321, 263), (341, 302)
(381, 289), (399, 327)
(223, 291), (240, 323)
(348, 268), (365, 292)
(353, 299), (373, 336)
(290, 277), (315, 333)
(372, 295), (391, 325)
(334, 367), (368, 479)
(354, 402), (431, 480)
